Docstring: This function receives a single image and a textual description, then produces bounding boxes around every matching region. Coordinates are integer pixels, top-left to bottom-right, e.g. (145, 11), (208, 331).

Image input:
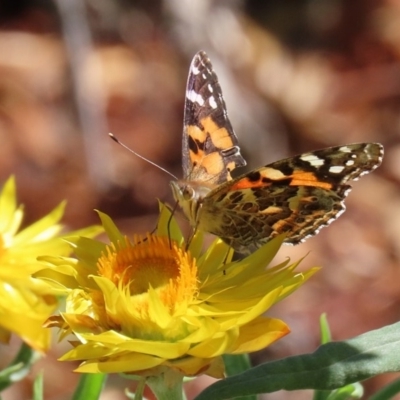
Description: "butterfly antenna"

(109, 133), (178, 180)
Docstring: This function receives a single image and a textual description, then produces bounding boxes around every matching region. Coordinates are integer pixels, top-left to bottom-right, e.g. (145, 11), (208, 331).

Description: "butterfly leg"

(221, 245), (235, 275)
(185, 226), (198, 252)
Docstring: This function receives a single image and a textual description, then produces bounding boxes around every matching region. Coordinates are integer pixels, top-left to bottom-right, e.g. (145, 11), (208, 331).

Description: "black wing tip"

(191, 50), (213, 72)
(195, 50), (208, 59)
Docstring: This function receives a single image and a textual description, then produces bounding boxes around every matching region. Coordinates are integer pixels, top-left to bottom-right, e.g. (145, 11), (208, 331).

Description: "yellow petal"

(95, 210), (125, 245)
(80, 332), (191, 359)
(166, 356), (225, 378)
(230, 316), (290, 354)
(13, 202), (66, 246)
(0, 176), (18, 234)
(75, 352), (165, 374)
(180, 317), (220, 344)
(188, 328), (239, 358)
(0, 283), (57, 352)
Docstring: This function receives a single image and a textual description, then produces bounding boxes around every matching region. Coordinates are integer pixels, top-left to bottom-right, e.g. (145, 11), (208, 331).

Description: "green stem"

(370, 378), (400, 400)
(0, 341), (41, 391)
(146, 369), (185, 400)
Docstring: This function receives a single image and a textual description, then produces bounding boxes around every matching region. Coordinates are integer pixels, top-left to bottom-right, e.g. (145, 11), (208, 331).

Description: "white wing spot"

(208, 84), (213, 93)
(300, 154), (325, 166)
(346, 159), (355, 166)
(186, 90), (205, 106)
(191, 65), (200, 75)
(202, 73), (207, 79)
(209, 96), (217, 109)
(329, 165), (345, 174)
(339, 146), (352, 153)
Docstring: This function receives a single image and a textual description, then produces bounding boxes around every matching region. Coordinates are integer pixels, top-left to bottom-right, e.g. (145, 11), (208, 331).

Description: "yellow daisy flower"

(38, 203), (318, 379)
(0, 176), (103, 352)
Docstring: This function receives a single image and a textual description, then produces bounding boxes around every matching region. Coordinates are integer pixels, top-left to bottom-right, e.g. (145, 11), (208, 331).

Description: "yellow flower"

(0, 176), (103, 352)
(39, 203), (318, 378)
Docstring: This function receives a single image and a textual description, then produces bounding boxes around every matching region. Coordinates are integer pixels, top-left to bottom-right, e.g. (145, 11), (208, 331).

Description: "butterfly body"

(172, 51), (383, 254)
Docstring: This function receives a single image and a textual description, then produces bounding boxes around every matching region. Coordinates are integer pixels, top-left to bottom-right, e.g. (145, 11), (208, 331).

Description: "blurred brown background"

(0, 0), (399, 399)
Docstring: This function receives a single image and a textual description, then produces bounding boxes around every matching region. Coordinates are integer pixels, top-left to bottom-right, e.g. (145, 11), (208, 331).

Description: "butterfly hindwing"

(198, 143), (383, 253)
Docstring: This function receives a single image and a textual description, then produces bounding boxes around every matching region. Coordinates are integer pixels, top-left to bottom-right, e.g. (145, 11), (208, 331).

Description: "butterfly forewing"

(182, 51), (246, 184)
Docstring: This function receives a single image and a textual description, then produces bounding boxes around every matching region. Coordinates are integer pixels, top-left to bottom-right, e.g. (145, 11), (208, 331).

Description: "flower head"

(0, 176), (102, 352)
(39, 204), (318, 377)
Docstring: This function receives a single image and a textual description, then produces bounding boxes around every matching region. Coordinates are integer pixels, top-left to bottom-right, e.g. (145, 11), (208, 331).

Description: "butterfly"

(170, 51), (384, 254)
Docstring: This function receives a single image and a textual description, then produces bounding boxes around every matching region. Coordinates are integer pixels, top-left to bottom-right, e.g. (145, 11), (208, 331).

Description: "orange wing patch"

(187, 125), (230, 178)
(290, 171), (333, 189)
(230, 169), (335, 191)
(201, 116), (236, 149)
(198, 152), (225, 176)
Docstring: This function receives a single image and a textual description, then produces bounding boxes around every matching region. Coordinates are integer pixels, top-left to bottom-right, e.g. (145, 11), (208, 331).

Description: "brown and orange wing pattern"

(199, 143), (384, 254)
(182, 51), (246, 184)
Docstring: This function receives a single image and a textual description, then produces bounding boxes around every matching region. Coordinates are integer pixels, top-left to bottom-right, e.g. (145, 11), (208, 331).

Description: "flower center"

(97, 235), (198, 310)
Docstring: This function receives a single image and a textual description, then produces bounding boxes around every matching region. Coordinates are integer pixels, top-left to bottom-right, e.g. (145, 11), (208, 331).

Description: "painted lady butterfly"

(170, 51), (384, 254)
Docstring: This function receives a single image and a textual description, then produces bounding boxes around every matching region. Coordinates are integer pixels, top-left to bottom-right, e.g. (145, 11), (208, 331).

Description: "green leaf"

(72, 374), (106, 400)
(223, 354), (251, 377)
(32, 371), (44, 400)
(314, 389), (331, 400)
(195, 321), (400, 400)
(222, 354), (256, 400)
(0, 342), (41, 391)
(314, 315), (363, 400)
